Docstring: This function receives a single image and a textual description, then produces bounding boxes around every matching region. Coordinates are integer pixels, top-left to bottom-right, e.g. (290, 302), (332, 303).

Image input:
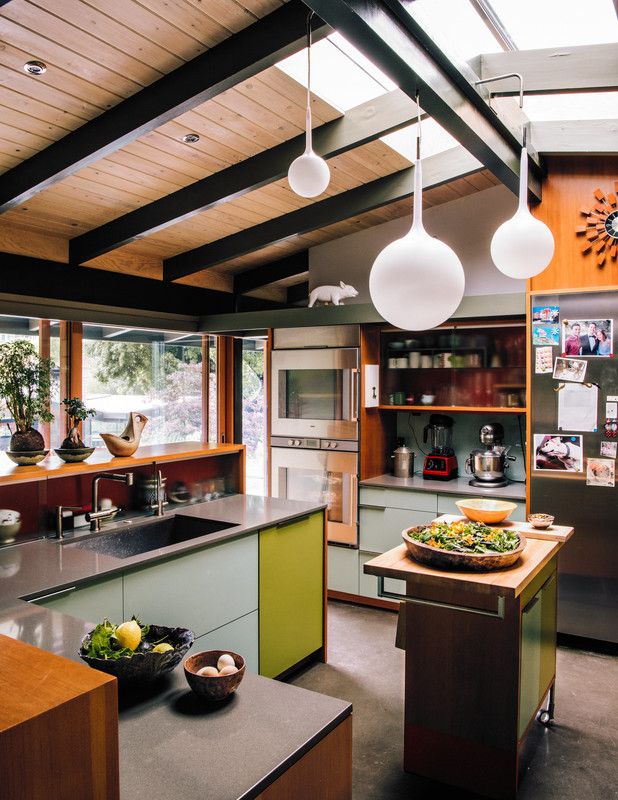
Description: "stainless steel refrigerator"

(530, 289), (617, 643)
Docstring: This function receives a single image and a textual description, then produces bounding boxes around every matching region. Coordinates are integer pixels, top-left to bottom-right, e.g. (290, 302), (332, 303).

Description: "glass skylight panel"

(488, 0), (618, 48)
(381, 118), (460, 161)
(277, 34), (394, 112)
(523, 92), (618, 121)
(405, 0), (504, 62)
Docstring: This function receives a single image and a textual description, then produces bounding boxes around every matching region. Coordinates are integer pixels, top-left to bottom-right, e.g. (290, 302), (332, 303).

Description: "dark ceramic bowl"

(184, 650), (245, 701)
(6, 449), (48, 466)
(54, 447), (95, 463)
(79, 624), (194, 681)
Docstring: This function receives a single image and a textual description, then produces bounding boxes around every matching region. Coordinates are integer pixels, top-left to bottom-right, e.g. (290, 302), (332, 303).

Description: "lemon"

(152, 643), (174, 654)
(115, 620), (141, 651)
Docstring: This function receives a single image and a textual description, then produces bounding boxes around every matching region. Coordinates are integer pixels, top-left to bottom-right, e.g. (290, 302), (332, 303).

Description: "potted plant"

(55, 397), (96, 462)
(0, 339), (54, 464)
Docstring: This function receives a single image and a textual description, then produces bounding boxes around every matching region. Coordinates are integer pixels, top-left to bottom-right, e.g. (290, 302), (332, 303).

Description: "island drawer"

(360, 506), (435, 553)
(360, 486), (437, 513)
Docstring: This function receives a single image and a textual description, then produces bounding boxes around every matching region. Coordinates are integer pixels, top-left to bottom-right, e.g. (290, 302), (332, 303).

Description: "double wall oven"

(270, 326), (359, 546)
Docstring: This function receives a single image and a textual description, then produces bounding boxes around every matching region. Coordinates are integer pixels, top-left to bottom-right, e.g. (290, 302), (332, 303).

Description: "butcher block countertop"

(0, 441), (244, 486)
(363, 515), (573, 599)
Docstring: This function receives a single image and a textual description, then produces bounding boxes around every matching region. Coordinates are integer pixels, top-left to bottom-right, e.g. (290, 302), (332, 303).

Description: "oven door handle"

(349, 368), (359, 423)
(347, 473), (358, 527)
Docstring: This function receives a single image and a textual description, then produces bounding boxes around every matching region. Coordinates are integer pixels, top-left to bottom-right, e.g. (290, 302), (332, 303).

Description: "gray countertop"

(360, 473), (527, 500)
(0, 494), (349, 800)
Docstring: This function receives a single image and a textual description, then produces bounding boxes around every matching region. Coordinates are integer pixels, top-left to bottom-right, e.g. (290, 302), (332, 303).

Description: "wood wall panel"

(530, 155), (618, 292)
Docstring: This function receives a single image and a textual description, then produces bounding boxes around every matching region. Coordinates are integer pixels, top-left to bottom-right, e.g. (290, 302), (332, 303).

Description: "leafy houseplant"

(0, 339), (54, 451)
(61, 397), (96, 449)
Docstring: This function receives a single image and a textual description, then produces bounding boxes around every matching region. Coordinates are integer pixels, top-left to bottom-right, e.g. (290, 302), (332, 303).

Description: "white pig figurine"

(308, 281), (358, 307)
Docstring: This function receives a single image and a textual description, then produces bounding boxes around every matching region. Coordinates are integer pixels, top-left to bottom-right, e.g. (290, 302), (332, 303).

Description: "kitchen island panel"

(197, 610), (259, 673)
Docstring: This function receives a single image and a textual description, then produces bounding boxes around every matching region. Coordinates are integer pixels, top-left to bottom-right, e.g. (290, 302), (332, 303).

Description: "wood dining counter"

(364, 516), (574, 800)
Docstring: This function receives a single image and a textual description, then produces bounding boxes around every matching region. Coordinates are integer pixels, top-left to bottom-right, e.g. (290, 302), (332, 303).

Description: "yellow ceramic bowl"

(455, 498), (518, 524)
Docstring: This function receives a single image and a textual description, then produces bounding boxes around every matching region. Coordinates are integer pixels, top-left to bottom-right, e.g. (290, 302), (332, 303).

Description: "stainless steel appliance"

(270, 437), (358, 545)
(392, 439), (414, 478)
(422, 414), (458, 480)
(271, 326), (360, 545)
(466, 423), (515, 488)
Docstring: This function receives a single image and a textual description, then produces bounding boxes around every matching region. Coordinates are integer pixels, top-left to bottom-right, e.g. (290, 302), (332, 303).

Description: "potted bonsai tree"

(0, 339), (54, 463)
(55, 397), (96, 462)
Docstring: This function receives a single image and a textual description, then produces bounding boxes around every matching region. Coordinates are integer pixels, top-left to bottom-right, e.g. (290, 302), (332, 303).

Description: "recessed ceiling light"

(182, 133), (200, 143)
(23, 60), (47, 76)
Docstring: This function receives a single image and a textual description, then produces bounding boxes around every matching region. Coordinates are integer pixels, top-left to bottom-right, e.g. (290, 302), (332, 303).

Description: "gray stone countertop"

(360, 473), (527, 500)
(0, 494), (348, 800)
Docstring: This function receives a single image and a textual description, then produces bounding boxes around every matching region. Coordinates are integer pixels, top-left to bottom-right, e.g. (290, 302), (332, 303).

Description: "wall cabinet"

(123, 534), (258, 638)
(33, 574), (123, 623)
(259, 513), (323, 679)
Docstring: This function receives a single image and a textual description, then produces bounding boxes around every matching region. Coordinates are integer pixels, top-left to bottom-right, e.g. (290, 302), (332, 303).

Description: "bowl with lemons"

(79, 616), (194, 682)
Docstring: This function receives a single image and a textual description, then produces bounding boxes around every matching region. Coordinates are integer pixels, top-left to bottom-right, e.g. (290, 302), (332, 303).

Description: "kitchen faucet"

(86, 472), (134, 532)
(151, 461), (165, 517)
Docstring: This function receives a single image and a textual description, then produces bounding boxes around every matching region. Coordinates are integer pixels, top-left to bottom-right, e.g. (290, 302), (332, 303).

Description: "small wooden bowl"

(184, 650), (245, 701)
(528, 513), (554, 529)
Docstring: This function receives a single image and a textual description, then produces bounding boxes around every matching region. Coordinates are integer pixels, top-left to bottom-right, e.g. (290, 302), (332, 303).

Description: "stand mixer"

(466, 423), (516, 488)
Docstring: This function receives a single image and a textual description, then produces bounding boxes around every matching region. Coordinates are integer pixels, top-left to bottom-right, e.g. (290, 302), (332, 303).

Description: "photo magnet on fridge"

(534, 434), (583, 472)
(586, 458), (615, 487)
(535, 347), (553, 374)
(533, 324), (560, 346)
(600, 441), (617, 458)
(562, 319), (613, 357)
(532, 305), (559, 324)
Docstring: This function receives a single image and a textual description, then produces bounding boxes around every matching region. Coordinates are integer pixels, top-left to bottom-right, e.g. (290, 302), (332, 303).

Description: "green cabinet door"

(32, 574), (123, 624)
(259, 513), (324, 679)
(123, 533), (258, 638)
(518, 572), (557, 739)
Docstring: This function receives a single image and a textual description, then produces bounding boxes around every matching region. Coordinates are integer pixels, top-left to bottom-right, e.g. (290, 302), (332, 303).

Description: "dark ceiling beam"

(0, 252), (283, 317)
(234, 251), (309, 295)
(300, 0), (542, 201)
(0, 0), (329, 213)
(287, 282), (309, 306)
(69, 90), (416, 264)
(164, 146), (481, 281)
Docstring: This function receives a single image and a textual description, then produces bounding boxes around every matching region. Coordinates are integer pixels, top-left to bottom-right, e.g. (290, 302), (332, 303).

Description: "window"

(82, 326), (205, 447)
(206, 335), (218, 445)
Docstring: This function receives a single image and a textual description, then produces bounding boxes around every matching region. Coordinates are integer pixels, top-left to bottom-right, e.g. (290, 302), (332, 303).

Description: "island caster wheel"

(538, 710), (553, 726)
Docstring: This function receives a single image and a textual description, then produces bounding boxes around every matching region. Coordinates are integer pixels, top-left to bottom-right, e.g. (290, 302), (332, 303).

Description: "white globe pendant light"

(287, 14), (330, 198)
(490, 138), (554, 279)
(369, 103), (465, 330)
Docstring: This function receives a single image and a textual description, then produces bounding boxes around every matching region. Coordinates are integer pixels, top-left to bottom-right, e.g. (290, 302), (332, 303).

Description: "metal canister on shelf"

(392, 440), (414, 478)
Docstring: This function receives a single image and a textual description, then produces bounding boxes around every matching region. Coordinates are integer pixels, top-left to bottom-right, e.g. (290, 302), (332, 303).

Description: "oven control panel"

(271, 437), (358, 452)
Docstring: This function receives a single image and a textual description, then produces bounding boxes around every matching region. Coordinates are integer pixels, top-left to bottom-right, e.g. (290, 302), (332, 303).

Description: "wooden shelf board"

(377, 405), (527, 414)
(0, 441), (245, 487)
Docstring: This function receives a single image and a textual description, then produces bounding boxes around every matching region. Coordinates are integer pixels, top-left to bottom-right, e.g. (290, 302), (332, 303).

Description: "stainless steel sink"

(65, 515), (238, 559)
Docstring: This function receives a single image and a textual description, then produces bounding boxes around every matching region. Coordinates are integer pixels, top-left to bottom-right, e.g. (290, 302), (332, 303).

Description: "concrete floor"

(291, 601), (618, 800)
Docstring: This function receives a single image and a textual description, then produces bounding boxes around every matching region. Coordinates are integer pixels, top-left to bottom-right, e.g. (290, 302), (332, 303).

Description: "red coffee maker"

(422, 414), (458, 480)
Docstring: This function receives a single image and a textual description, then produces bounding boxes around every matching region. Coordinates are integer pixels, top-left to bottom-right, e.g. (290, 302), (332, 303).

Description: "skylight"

(277, 32), (395, 112)
(405, 0), (505, 62)
(487, 0), (618, 49)
(523, 92), (618, 121)
(381, 118), (460, 162)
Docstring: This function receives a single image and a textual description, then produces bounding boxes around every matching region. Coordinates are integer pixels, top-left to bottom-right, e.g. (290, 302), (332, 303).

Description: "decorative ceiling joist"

(475, 43), (618, 95)
(0, 0), (329, 212)
(164, 146), (482, 281)
(69, 90), (417, 264)
(300, 0), (543, 201)
(234, 251), (309, 295)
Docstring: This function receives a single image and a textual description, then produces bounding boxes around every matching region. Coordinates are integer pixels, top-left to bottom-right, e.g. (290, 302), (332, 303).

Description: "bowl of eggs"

(184, 650), (245, 701)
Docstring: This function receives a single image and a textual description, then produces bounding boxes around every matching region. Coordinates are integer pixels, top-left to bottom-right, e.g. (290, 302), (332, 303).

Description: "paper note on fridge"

(558, 383), (599, 432)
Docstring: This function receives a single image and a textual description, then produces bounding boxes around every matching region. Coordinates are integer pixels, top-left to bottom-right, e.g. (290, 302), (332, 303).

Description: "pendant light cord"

(305, 11), (314, 153)
(415, 92), (421, 160)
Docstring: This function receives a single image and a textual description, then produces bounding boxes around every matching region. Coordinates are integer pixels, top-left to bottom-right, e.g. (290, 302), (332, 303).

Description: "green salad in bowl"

(408, 519), (520, 554)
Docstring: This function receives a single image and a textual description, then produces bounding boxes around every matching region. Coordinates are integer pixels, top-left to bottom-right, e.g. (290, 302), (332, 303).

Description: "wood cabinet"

(123, 533), (258, 637)
(380, 320), (527, 412)
(0, 634), (119, 800)
(259, 512), (324, 679)
(33, 573), (124, 623)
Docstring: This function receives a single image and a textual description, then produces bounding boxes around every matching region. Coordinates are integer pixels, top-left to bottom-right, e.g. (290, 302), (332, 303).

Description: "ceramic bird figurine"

(101, 412), (148, 457)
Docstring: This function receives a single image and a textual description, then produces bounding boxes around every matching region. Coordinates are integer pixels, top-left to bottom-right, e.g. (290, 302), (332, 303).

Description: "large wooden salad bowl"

(402, 525), (527, 572)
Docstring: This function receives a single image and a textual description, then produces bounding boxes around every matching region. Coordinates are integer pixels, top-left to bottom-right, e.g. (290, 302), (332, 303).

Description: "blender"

(422, 414), (458, 480)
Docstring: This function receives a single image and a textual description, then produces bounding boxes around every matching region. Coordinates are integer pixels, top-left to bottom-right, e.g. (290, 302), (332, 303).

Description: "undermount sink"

(66, 515), (238, 559)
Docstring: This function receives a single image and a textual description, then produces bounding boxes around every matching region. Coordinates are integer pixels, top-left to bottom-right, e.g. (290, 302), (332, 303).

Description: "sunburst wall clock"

(576, 184), (618, 268)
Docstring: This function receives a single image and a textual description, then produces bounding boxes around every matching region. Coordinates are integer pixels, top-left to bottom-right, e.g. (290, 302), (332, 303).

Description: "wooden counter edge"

(0, 441), (245, 487)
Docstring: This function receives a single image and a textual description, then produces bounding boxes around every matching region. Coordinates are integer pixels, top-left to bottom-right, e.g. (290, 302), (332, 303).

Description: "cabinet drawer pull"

(377, 577), (506, 619)
(523, 595), (540, 614)
(359, 504), (386, 511)
(29, 586), (77, 603)
(276, 514), (311, 529)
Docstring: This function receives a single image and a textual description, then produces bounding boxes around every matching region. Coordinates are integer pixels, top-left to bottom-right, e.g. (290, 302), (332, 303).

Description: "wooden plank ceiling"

(0, 0), (493, 301)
